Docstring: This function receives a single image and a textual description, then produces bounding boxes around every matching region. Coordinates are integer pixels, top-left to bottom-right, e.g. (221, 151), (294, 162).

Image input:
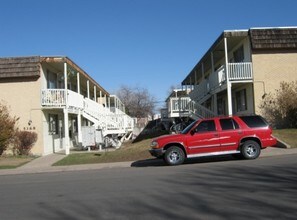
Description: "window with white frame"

(236, 89), (247, 112)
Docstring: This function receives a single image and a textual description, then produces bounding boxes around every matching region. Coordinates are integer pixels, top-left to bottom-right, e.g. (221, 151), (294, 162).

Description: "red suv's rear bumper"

(262, 136), (278, 148)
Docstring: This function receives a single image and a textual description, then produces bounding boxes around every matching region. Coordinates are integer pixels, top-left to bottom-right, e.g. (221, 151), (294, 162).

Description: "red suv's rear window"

(239, 116), (268, 128)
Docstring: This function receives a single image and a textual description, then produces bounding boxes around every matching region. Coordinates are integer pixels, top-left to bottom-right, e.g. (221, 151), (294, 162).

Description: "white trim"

(189, 144), (220, 149)
(220, 142), (237, 146)
(187, 150), (240, 158)
(229, 80), (253, 84)
(250, 26), (297, 30)
(224, 29), (248, 33)
(77, 72), (80, 94)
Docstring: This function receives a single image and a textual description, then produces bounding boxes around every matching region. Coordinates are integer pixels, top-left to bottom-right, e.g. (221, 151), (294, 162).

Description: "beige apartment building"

(0, 56), (134, 156)
(180, 27), (297, 118)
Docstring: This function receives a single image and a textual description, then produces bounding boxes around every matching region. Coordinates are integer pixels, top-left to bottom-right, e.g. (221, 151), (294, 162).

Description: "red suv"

(149, 115), (277, 165)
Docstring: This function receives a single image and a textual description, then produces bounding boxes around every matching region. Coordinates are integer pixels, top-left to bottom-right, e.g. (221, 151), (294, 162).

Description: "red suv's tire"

(164, 146), (185, 165)
(241, 140), (261, 159)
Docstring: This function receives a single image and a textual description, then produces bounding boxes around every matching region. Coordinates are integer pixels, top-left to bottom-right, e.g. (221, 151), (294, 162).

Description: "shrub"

(260, 81), (297, 128)
(0, 102), (19, 155)
(15, 131), (37, 155)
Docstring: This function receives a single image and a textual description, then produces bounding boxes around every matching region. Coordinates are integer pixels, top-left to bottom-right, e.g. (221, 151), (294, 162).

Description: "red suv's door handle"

(238, 131), (243, 134)
(214, 133), (219, 137)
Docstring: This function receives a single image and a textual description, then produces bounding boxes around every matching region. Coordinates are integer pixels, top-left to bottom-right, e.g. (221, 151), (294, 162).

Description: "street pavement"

(1, 146), (297, 176)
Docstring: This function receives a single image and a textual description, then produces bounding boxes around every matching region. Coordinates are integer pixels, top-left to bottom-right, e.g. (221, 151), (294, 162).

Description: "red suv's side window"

(195, 120), (216, 133)
(220, 118), (239, 130)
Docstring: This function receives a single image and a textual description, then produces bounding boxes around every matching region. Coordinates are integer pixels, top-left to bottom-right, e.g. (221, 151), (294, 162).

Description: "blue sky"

(1, 0), (297, 109)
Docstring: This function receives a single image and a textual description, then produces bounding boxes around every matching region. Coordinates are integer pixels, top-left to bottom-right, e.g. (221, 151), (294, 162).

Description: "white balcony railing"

(209, 65), (226, 89)
(170, 97), (191, 112)
(168, 97), (192, 117)
(41, 89), (134, 134)
(41, 89), (66, 106)
(228, 62), (253, 80)
(189, 62), (253, 102)
(41, 89), (84, 110)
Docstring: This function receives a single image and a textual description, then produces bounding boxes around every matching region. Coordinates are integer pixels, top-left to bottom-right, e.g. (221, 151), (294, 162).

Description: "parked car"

(149, 115), (277, 165)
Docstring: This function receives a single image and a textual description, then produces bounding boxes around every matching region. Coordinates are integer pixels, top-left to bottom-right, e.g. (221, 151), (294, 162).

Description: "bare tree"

(116, 85), (156, 118)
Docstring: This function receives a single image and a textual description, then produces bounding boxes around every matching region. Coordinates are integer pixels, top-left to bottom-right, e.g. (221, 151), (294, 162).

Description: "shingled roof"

(250, 27), (297, 50)
(0, 56), (40, 79)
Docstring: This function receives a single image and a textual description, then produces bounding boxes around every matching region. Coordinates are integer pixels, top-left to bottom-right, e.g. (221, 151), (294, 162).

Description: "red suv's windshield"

(181, 120), (199, 134)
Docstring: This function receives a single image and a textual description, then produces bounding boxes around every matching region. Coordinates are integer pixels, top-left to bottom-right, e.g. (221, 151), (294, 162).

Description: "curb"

(275, 138), (291, 148)
(0, 161), (133, 176)
(1, 147), (297, 176)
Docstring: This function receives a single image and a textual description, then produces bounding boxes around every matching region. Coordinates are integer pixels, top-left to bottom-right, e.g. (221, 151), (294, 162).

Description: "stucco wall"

(0, 75), (44, 155)
(252, 52), (297, 114)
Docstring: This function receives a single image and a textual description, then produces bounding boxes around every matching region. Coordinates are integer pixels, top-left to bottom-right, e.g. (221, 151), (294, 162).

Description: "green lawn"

(273, 129), (297, 148)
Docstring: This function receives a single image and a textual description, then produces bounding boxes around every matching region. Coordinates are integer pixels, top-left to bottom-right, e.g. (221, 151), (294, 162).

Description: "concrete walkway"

(1, 146), (297, 176)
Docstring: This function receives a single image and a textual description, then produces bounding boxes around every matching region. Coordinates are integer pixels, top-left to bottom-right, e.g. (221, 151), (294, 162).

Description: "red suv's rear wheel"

(241, 140), (261, 159)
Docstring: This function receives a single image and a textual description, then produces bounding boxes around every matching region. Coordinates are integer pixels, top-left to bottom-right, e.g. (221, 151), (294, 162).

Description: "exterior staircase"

(187, 100), (217, 120)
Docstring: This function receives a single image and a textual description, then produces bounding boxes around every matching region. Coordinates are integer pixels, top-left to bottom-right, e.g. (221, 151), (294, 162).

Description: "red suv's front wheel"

(164, 146), (185, 165)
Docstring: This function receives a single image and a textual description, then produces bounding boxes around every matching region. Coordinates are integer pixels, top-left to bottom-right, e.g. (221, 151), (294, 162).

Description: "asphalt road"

(1, 154), (297, 220)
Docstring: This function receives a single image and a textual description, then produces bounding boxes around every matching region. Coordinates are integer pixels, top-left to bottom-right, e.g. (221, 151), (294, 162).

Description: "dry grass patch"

(0, 156), (35, 169)
(54, 129), (297, 166)
(54, 139), (153, 166)
(273, 129), (297, 148)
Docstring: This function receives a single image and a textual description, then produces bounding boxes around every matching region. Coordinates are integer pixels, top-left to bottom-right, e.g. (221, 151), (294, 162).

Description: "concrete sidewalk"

(1, 146), (297, 176)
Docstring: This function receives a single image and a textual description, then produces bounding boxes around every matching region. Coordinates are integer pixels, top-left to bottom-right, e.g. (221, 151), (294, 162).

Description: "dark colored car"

(149, 115), (277, 165)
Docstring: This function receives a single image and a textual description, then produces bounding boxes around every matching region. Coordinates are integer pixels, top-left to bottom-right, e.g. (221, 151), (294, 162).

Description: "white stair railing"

(187, 100), (217, 119)
(83, 97), (134, 134)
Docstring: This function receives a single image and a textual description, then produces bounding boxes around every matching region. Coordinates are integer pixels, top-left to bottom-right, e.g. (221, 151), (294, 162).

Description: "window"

(195, 120), (216, 133)
(239, 116), (268, 128)
(220, 118), (239, 130)
(217, 98), (226, 115)
(236, 89), (247, 112)
(49, 114), (59, 134)
(233, 45), (244, 63)
(47, 71), (57, 89)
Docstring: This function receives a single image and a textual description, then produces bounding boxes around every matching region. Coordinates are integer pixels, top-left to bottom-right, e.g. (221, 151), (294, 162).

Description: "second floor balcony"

(168, 97), (192, 118)
(189, 62), (253, 101)
(41, 89), (134, 132)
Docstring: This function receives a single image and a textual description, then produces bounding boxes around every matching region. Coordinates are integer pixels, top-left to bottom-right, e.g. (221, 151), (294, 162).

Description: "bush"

(0, 103), (19, 155)
(260, 81), (297, 128)
(14, 131), (37, 155)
